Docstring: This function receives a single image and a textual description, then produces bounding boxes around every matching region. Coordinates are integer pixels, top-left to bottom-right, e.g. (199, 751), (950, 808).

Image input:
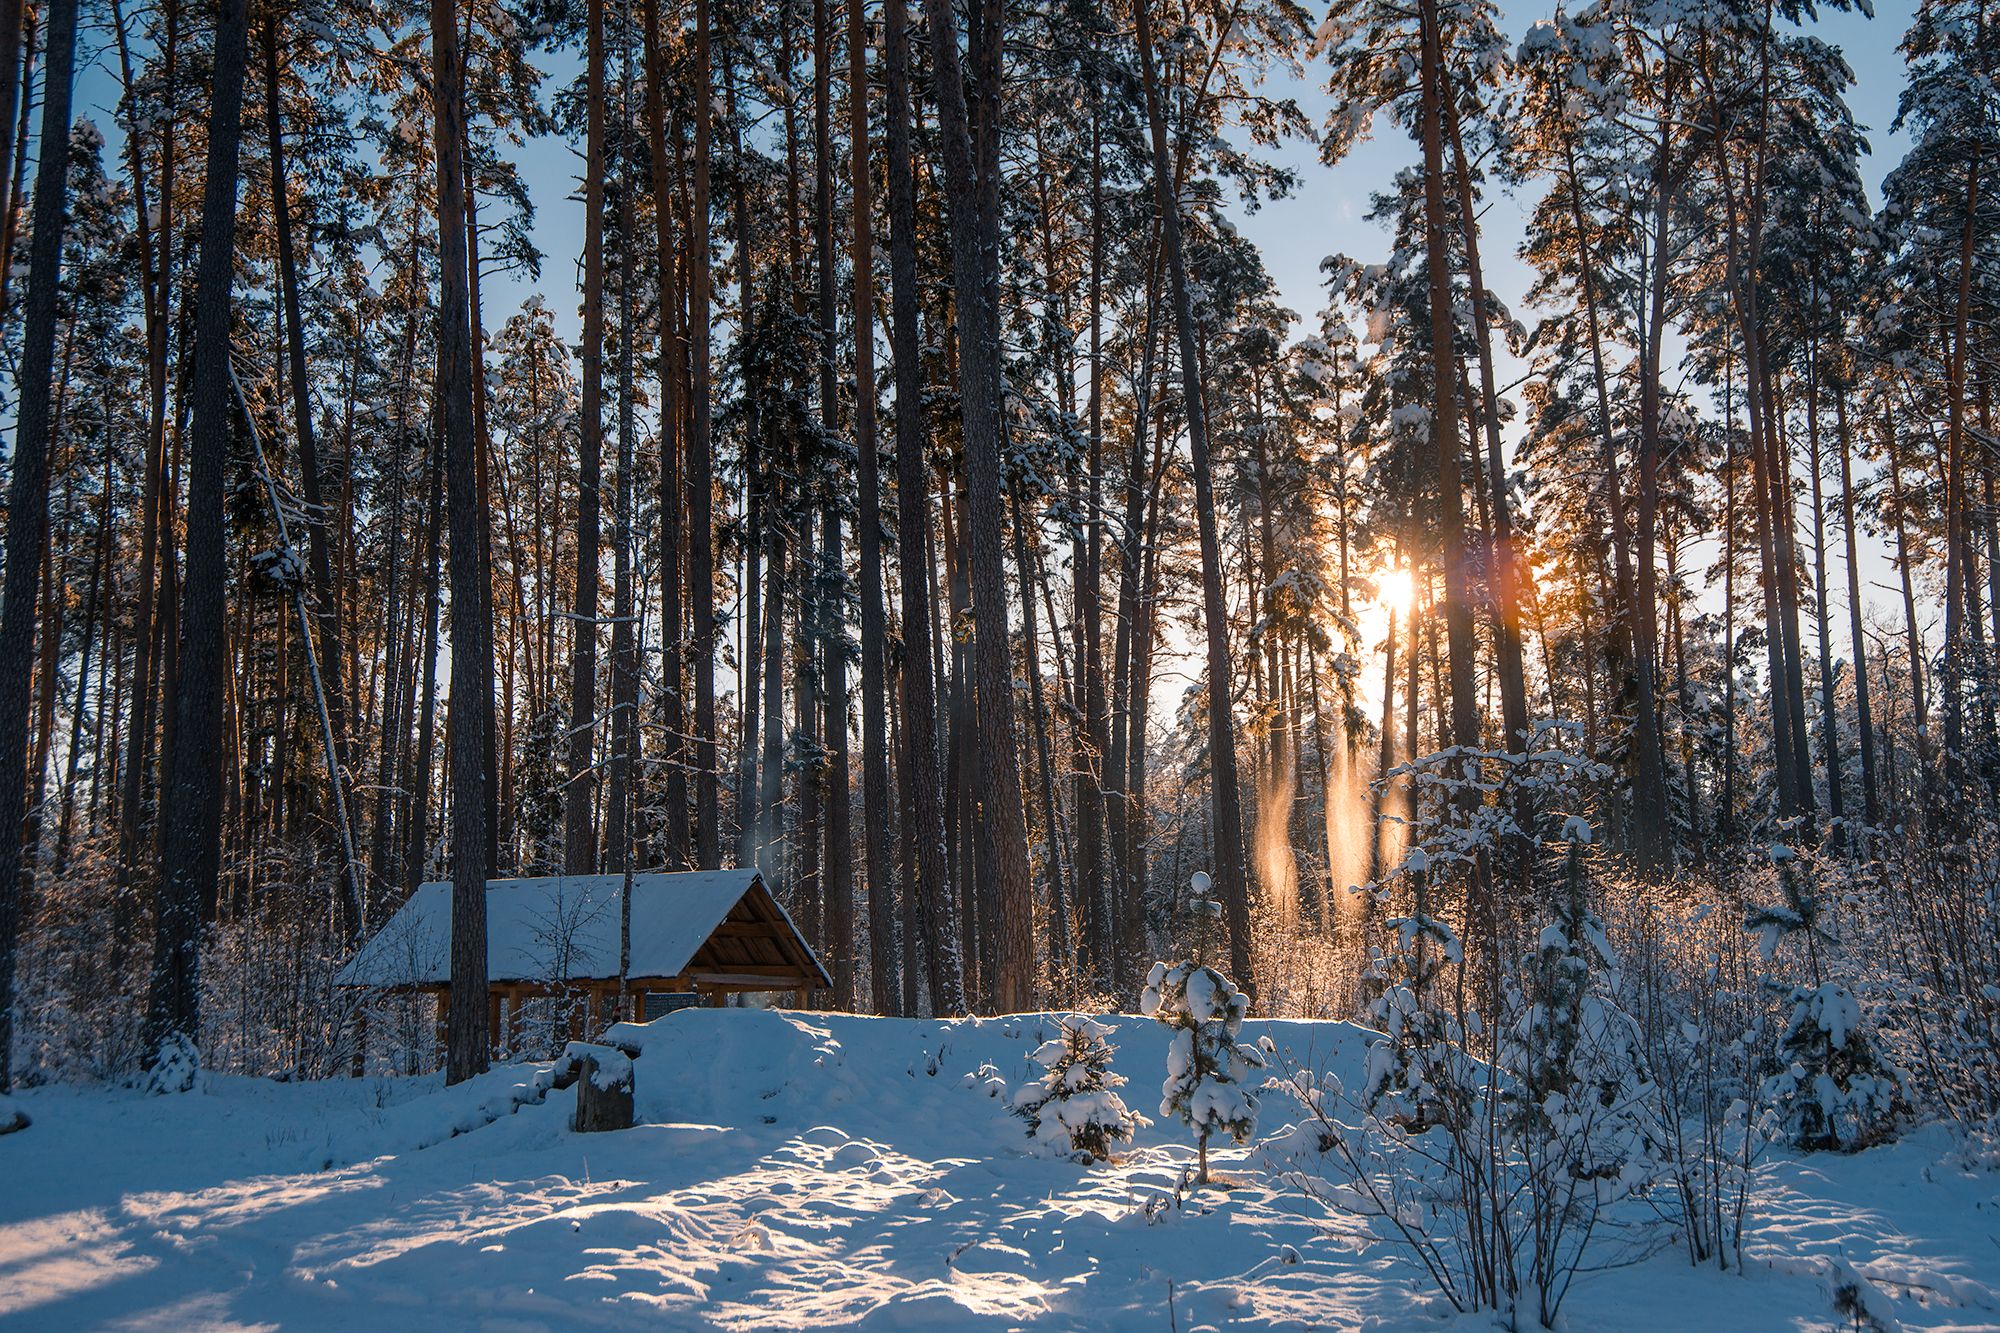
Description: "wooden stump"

(569, 1046), (635, 1133)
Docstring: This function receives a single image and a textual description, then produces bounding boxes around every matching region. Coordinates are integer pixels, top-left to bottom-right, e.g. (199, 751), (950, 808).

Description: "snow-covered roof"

(335, 870), (829, 991)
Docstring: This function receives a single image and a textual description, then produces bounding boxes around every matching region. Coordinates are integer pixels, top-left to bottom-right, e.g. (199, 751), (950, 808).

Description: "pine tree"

(1011, 1016), (1146, 1162)
(1141, 957), (1264, 1183)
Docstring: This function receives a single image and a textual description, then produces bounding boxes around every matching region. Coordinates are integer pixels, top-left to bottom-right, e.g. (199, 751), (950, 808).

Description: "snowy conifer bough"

(1141, 959), (1263, 1184)
(1010, 1015), (1146, 1162)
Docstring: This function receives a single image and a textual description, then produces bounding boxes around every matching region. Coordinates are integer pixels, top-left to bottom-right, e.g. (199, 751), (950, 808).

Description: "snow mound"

(2, 1013), (1994, 1331)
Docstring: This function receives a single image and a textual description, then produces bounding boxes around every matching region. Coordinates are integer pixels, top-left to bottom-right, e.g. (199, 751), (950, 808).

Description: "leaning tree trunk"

(145, 0), (241, 1081)
(0, 0), (76, 1095)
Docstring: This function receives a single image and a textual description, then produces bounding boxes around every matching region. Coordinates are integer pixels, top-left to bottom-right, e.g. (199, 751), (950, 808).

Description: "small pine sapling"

(1747, 843), (1903, 1151)
(1513, 833), (1648, 1141)
(144, 1031), (200, 1095)
(1011, 1016), (1146, 1162)
(1359, 906), (1462, 1127)
(1765, 982), (1902, 1152)
(1142, 959), (1264, 1183)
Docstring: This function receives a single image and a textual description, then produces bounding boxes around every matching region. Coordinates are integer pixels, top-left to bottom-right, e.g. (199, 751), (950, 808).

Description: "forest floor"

(1, 1009), (1996, 1331)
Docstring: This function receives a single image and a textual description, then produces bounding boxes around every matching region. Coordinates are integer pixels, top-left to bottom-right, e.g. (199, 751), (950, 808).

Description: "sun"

(1378, 567), (1414, 617)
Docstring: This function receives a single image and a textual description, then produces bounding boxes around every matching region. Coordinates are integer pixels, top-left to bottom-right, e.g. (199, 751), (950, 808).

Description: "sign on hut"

(335, 869), (829, 1055)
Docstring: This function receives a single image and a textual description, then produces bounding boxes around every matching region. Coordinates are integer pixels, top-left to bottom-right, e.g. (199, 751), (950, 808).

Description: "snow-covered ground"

(2, 1009), (1996, 1330)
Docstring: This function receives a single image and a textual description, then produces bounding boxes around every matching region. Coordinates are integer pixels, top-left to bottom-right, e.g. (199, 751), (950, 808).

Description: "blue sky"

(63, 3), (1917, 385)
(472, 1), (1920, 353)
(1229, 1), (1916, 342)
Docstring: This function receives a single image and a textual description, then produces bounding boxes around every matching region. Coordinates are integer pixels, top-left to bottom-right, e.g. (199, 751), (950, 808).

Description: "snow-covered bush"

(1745, 843), (1904, 1152)
(959, 1062), (1007, 1099)
(144, 1030), (200, 1095)
(1357, 908), (1462, 1127)
(1843, 822), (2000, 1139)
(1509, 841), (1649, 1160)
(1141, 960), (1263, 1183)
(1274, 806), (1659, 1328)
(1764, 982), (1902, 1152)
(1010, 1016), (1145, 1162)
(1614, 883), (1776, 1271)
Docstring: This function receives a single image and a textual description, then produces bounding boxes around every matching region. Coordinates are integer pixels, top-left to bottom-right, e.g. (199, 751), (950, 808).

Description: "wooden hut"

(335, 869), (829, 1053)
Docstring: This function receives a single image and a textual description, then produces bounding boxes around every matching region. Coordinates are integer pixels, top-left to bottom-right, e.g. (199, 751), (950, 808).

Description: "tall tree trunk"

(923, 0), (1034, 1011)
(722, 42), (762, 873)
(1561, 134), (1648, 836)
(1885, 404), (1933, 808)
(564, 0), (607, 873)
(0, 0), (24, 277)
(0, 1), (29, 325)
(145, 0), (238, 1077)
(605, 6), (639, 878)
(264, 16), (360, 935)
(641, 0), (687, 869)
(850, 0), (897, 1013)
(115, 0), (175, 890)
(1941, 149), (1982, 795)
(1440, 83), (1530, 773)
(1805, 347), (1844, 835)
(1628, 98), (1678, 866)
(0, 0), (75, 1094)
(690, 0), (720, 868)
(886, 0), (962, 1014)
(1415, 0), (1482, 886)
(434, 0), (492, 1084)
(1012, 483), (1074, 975)
(811, 0), (852, 1004)
(1834, 383), (1878, 827)
(1075, 54), (1112, 991)
(404, 454), (445, 894)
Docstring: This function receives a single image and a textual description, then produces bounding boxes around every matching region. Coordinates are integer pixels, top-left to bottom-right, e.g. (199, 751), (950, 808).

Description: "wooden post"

(487, 990), (502, 1059)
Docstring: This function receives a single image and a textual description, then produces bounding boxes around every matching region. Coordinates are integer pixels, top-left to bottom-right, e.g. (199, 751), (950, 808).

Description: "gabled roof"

(334, 869), (830, 990)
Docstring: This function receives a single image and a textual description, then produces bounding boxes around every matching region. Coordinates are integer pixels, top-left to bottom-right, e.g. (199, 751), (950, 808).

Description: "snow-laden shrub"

(1745, 842), (1904, 1152)
(1507, 842), (1651, 1177)
(959, 1062), (1006, 1099)
(1764, 982), (1902, 1152)
(144, 1030), (200, 1095)
(1274, 819), (1662, 1328)
(1142, 959), (1263, 1182)
(1613, 882), (1777, 1271)
(1358, 910), (1464, 1126)
(1010, 1016), (1146, 1162)
(1840, 821), (2000, 1138)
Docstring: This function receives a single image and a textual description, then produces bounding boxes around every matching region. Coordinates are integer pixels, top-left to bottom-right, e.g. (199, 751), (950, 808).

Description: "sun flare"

(1378, 567), (1414, 617)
